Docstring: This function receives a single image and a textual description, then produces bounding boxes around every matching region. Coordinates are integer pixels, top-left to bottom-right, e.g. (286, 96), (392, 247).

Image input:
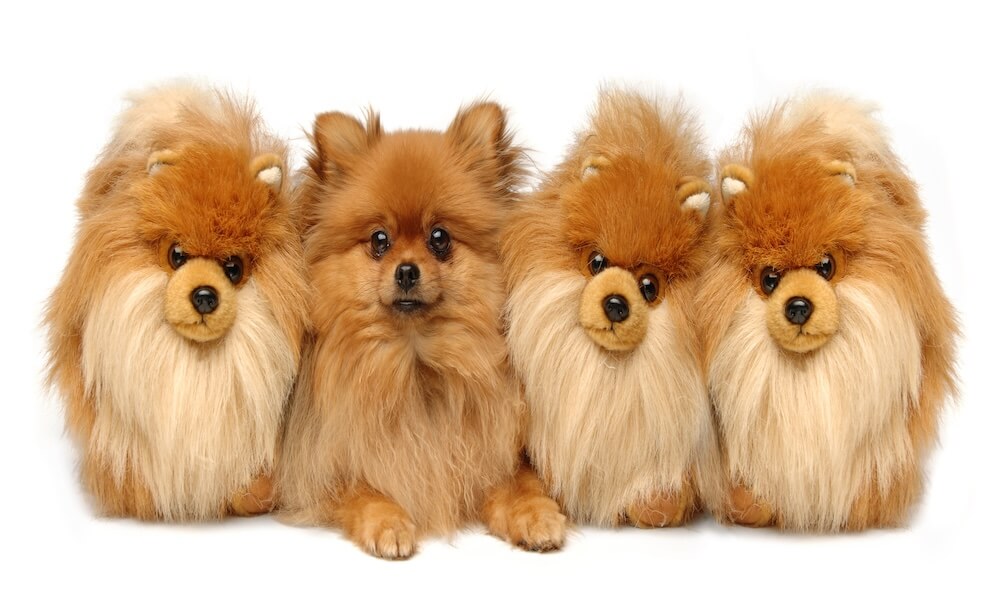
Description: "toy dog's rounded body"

(45, 84), (307, 520)
(699, 95), (958, 531)
(503, 90), (722, 527)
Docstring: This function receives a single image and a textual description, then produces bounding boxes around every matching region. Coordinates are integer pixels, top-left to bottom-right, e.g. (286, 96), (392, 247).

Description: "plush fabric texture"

(698, 93), (958, 531)
(45, 82), (307, 520)
(502, 88), (722, 526)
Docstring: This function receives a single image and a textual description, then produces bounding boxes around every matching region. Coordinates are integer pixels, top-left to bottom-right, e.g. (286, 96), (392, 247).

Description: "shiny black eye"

(760, 267), (781, 295)
(371, 230), (391, 258)
(815, 254), (836, 280)
(168, 243), (187, 270)
(639, 274), (659, 303)
(588, 252), (608, 275)
(428, 227), (451, 258)
(222, 256), (244, 285)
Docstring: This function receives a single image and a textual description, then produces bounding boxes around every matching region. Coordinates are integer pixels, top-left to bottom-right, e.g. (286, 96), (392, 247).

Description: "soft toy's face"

(138, 149), (287, 343)
(563, 155), (710, 352)
(719, 160), (864, 353)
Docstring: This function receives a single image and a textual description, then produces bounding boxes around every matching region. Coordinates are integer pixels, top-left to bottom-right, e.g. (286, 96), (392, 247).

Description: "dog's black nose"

(395, 263), (420, 292)
(785, 297), (813, 325)
(603, 295), (629, 323)
(191, 286), (219, 315)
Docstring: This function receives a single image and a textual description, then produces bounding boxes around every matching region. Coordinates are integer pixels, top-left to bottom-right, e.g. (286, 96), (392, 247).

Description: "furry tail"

(104, 81), (221, 158)
(783, 92), (893, 163)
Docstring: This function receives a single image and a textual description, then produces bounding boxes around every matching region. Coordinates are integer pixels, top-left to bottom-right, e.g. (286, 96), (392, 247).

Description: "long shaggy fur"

(45, 82), (307, 520)
(279, 102), (565, 556)
(699, 93), (958, 530)
(503, 89), (722, 526)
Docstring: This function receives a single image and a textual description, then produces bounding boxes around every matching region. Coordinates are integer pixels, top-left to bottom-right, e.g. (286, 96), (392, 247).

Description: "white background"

(2, 1), (996, 597)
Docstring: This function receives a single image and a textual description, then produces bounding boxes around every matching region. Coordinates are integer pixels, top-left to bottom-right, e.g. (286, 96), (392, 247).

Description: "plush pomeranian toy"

(699, 94), (958, 531)
(502, 89), (721, 527)
(45, 83), (307, 520)
(278, 102), (566, 559)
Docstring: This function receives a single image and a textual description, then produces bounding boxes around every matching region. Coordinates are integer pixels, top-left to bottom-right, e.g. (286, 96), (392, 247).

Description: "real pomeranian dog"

(45, 83), (308, 520)
(698, 94), (958, 530)
(278, 102), (566, 559)
(502, 89), (722, 527)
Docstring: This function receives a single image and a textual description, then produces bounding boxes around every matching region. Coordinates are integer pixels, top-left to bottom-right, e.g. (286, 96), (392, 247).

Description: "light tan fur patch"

(163, 258), (237, 342)
(578, 267), (649, 352)
(507, 270), (718, 525)
(764, 269), (839, 353)
(81, 269), (297, 520)
(709, 279), (922, 530)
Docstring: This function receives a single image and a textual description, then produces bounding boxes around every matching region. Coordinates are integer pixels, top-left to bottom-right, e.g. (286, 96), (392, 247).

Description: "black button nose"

(603, 295), (629, 323)
(785, 297), (813, 325)
(191, 286), (219, 315)
(395, 263), (420, 292)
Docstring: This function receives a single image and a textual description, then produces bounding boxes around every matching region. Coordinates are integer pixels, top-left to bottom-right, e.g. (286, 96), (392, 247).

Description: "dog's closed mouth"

(392, 299), (425, 313)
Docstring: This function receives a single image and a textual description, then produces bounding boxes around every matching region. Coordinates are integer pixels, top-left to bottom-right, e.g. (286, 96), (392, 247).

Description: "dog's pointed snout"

(602, 294), (629, 323)
(191, 286), (219, 315)
(785, 296), (813, 325)
(395, 263), (420, 292)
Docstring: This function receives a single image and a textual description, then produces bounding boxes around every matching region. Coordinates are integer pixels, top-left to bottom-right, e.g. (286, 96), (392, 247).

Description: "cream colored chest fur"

(81, 270), (296, 519)
(507, 272), (715, 525)
(709, 281), (922, 529)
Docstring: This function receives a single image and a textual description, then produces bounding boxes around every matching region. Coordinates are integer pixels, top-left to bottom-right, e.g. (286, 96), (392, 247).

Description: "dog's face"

(301, 103), (519, 336)
(135, 148), (291, 343)
(562, 155), (711, 352)
(716, 160), (866, 353)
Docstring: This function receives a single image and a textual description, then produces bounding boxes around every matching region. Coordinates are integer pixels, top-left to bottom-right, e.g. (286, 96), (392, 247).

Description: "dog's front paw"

(355, 507), (417, 560)
(626, 480), (699, 528)
(726, 484), (775, 527)
(507, 498), (567, 552)
(229, 474), (275, 516)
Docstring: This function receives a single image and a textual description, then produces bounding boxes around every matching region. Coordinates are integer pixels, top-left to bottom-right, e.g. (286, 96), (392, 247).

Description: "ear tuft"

(676, 177), (712, 216)
(581, 155), (611, 180)
(147, 150), (179, 175)
(250, 153), (283, 192)
(447, 102), (507, 154)
(720, 164), (754, 203)
(825, 160), (856, 186)
(312, 111), (379, 180)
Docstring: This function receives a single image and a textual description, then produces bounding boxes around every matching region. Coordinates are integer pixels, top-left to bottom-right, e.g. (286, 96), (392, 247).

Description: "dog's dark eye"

(428, 227), (451, 258)
(815, 254), (836, 280)
(761, 267), (781, 295)
(168, 243), (187, 270)
(222, 256), (244, 285)
(371, 230), (391, 258)
(639, 274), (659, 303)
(588, 252), (608, 275)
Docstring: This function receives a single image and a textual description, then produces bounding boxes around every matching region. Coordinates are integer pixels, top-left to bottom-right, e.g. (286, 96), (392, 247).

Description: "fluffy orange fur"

(698, 94), (958, 530)
(45, 83), (307, 520)
(278, 102), (566, 559)
(502, 89), (722, 526)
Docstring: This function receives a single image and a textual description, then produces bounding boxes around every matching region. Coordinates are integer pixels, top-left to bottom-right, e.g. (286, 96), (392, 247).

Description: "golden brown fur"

(278, 102), (565, 559)
(45, 83), (307, 520)
(502, 89), (722, 526)
(698, 93), (958, 531)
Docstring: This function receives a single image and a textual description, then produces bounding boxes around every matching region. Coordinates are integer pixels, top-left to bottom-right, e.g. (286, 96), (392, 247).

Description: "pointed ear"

(249, 153), (283, 193)
(581, 155), (611, 180)
(310, 110), (381, 181)
(720, 163), (754, 204)
(676, 177), (712, 217)
(825, 159), (856, 186)
(447, 101), (508, 155)
(146, 150), (179, 175)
